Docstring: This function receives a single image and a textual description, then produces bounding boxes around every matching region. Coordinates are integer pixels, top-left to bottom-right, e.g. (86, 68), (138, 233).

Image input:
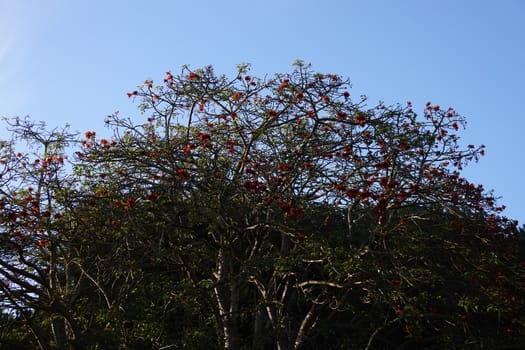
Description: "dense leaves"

(0, 63), (523, 349)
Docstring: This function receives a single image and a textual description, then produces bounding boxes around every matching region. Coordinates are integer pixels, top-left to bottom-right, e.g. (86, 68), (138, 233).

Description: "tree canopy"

(0, 62), (523, 349)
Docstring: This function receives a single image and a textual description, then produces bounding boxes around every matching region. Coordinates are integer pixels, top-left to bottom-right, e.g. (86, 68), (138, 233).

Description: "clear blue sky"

(1, 0), (524, 224)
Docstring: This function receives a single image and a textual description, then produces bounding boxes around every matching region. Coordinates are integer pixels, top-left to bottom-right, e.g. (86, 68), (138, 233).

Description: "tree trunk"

(294, 304), (319, 349)
(51, 317), (68, 350)
(214, 248), (239, 350)
(229, 279), (240, 349)
(252, 309), (265, 349)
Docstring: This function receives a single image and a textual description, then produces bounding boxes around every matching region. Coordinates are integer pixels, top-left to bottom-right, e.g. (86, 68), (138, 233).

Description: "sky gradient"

(1, 0), (524, 224)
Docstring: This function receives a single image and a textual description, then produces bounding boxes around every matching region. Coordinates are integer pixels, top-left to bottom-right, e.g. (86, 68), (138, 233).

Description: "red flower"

(278, 79), (289, 91)
(124, 198), (136, 210)
(199, 99), (207, 112)
(379, 177), (390, 189)
(359, 190), (372, 200)
(343, 91), (350, 98)
(148, 193), (159, 202)
(188, 72), (199, 81)
(231, 92), (243, 101)
(197, 132), (211, 143)
(279, 203), (304, 221)
(278, 163), (293, 172)
(293, 207), (304, 221)
(100, 138), (109, 148)
(85, 131), (96, 139)
(355, 114), (366, 126)
(245, 168), (257, 176)
(337, 111), (348, 120)
(267, 110), (277, 119)
(176, 169), (190, 180)
(321, 95), (330, 102)
(398, 139), (409, 151)
(243, 180), (266, 193)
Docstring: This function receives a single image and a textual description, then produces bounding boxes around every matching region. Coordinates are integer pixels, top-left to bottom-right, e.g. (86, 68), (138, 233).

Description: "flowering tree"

(0, 118), (83, 349)
(1, 63), (522, 349)
(72, 62), (518, 349)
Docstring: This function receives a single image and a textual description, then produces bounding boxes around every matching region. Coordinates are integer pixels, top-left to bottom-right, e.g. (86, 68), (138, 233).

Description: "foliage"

(0, 63), (522, 349)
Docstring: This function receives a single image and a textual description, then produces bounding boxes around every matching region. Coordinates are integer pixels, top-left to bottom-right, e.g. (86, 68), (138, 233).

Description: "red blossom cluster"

(126, 90), (138, 98)
(176, 168), (190, 180)
(279, 202), (304, 221)
(188, 72), (199, 81)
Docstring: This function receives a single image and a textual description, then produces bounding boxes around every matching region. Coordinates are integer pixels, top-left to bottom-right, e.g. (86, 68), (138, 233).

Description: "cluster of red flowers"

(197, 132), (211, 142)
(243, 180), (266, 193)
(231, 92), (243, 101)
(176, 168), (190, 180)
(278, 163), (293, 173)
(197, 132), (212, 149)
(278, 78), (289, 92)
(126, 90), (138, 98)
(354, 113), (366, 126)
(279, 202), (304, 221)
(188, 72), (199, 81)
(182, 143), (196, 155)
(199, 99), (207, 112)
(98, 138), (116, 149)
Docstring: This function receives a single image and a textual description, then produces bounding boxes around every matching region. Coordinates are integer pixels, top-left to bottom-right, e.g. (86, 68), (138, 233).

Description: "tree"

(73, 62), (518, 349)
(0, 118), (84, 350)
(0, 62), (522, 349)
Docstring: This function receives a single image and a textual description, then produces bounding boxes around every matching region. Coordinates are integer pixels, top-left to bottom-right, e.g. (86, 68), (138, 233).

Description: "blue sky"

(1, 0), (524, 224)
